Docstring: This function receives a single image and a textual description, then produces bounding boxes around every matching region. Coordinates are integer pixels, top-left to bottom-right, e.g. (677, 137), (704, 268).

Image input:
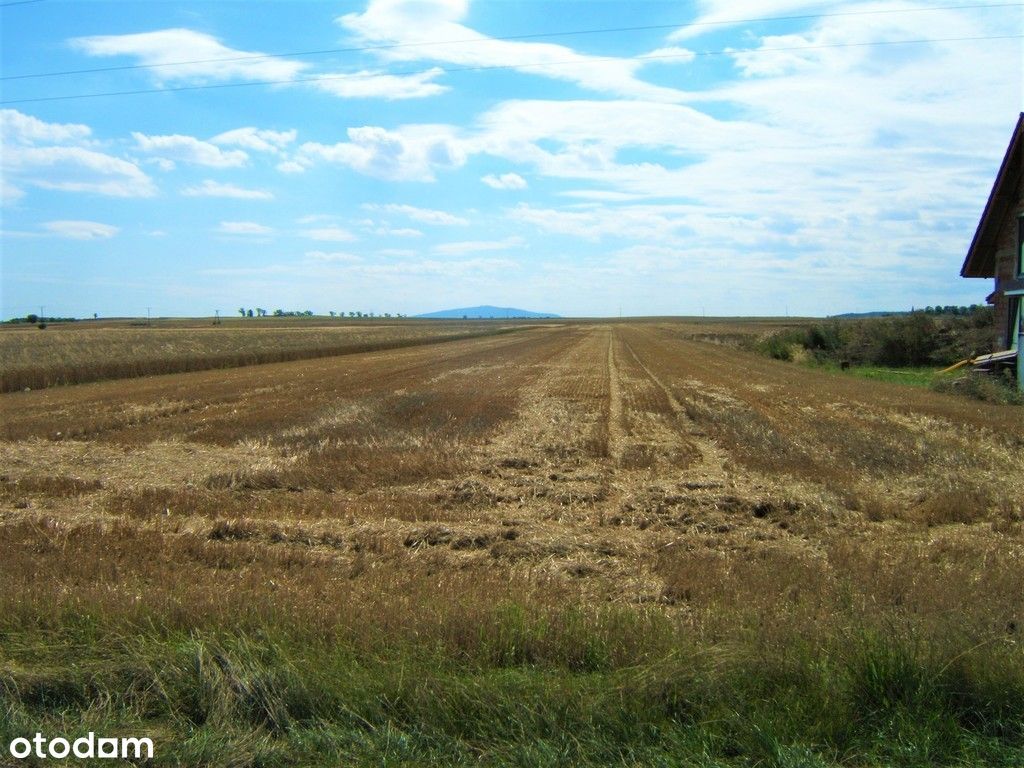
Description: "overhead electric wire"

(1, 32), (1020, 106)
(1, 1), (1020, 82)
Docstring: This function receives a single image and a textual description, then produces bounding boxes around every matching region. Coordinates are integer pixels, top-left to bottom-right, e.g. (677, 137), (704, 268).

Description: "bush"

(931, 371), (1023, 405)
(757, 309), (999, 369)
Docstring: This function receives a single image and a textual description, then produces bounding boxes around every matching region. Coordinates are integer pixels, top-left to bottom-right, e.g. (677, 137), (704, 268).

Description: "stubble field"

(1, 320), (1022, 766)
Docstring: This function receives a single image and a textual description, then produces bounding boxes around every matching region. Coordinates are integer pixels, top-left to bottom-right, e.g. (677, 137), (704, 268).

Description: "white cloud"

(311, 68), (449, 100)
(667, 0), (823, 41)
(1, 109), (92, 145)
(306, 250), (362, 262)
(481, 172), (527, 190)
(2, 180), (25, 204)
(44, 220), (119, 240)
(433, 236), (524, 256)
(3, 145), (157, 197)
(364, 203), (468, 226)
(378, 227), (423, 237)
(298, 124), (465, 181)
(337, 0), (690, 102)
(212, 127), (297, 154)
(640, 46), (697, 64)
(217, 221), (273, 235)
(276, 160), (307, 174)
(302, 226), (357, 242)
(70, 28), (307, 83)
(132, 132), (249, 168)
(181, 180), (273, 200)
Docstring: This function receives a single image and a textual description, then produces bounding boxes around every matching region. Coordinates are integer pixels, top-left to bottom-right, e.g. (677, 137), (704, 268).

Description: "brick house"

(960, 112), (1023, 385)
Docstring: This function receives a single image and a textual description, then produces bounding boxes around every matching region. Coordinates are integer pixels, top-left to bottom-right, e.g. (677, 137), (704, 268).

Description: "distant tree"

(273, 309), (284, 316)
(93, 312), (98, 320)
(26, 313), (38, 324)
(256, 308), (266, 317)
(247, 309), (254, 318)
(238, 307), (246, 317)
(329, 310), (336, 317)
(356, 311), (363, 318)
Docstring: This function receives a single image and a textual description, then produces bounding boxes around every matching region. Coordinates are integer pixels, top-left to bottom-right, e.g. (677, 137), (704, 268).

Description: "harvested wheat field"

(2, 320), (1023, 766)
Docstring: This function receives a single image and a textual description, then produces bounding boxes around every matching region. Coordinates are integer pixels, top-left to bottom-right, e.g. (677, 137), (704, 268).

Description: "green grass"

(813, 362), (939, 388)
(2, 609), (1022, 767)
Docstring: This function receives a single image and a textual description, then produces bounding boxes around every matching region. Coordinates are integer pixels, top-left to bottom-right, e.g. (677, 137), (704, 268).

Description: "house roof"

(961, 112), (1024, 278)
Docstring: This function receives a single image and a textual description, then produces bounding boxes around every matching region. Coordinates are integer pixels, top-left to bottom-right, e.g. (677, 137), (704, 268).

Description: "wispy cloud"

(481, 172), (527, 190)
(301, 226), (357, 242)
(71, 29), (307, 83)
(181, 180), (273, 200)
(338, 0), (690, 102)
(217, 221), (273, 235)
(433, 236), (524, 256)
(44, 220), (119, 240)
(364, 203), (469, 226)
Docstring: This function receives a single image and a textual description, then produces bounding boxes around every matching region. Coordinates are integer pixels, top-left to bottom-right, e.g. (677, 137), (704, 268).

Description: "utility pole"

(146, 307), (151, 327)
(39, 305), (45, 323)
(214, 309), (221, 325)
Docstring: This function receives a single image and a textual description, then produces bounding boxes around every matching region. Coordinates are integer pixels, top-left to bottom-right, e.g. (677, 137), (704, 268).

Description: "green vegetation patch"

(2, 609), (1022, 767)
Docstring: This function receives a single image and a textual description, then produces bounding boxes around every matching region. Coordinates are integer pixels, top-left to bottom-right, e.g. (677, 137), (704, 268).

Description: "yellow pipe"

(938, 358), (973, 375)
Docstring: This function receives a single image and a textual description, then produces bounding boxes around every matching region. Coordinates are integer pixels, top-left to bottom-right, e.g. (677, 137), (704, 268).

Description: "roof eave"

(960, 112), (1024, 279)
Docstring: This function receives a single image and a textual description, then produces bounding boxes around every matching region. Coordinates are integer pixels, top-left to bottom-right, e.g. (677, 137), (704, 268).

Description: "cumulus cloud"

(298, 125), (465, 181)
(1, 109), (92, 145)
(0, 110), (156, 199)
(44, 220), (119, 240)
(211, 127), (297, 153)
(217, 221), (273, 235)
(181, 180), (273, 200)
(481, 172), (527, 190)
(132, 132), (249, 168)
(4, 145), (157, 197)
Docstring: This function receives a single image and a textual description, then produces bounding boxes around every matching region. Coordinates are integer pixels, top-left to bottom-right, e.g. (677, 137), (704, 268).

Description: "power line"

(0, 0), (45, 7)
(1, 33), (1019, 106)
(1, 2), (1020, 81)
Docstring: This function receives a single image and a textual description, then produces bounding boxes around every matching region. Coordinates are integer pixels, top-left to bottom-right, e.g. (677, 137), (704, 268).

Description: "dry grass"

(0, 318), (525, 391)
(1, 320), (1022, 763)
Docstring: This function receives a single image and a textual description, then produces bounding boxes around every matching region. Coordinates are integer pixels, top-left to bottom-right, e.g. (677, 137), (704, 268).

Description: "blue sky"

(1, 0), (1021, 318)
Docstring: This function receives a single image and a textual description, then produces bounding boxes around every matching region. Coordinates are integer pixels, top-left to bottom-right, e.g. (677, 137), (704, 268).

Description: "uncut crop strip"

(0, 323), (527, 392)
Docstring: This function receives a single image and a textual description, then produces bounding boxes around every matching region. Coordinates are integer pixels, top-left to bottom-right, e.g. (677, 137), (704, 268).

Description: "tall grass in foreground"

(2, 601), (1022, 766)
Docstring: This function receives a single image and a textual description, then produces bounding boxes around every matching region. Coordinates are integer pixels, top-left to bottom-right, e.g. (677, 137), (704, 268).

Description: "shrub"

(931, 371), (1023, 405)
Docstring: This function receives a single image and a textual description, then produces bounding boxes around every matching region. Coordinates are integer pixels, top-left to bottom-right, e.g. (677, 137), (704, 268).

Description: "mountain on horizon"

(416, 305), (560, 319)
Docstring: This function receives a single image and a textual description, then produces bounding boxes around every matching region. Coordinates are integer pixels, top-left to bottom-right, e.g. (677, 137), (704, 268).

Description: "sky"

(1, 0), (1022, 319)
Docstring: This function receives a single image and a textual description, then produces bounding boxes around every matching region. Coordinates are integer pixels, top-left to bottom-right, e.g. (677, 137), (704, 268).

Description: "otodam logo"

(6, 733), (154, 760)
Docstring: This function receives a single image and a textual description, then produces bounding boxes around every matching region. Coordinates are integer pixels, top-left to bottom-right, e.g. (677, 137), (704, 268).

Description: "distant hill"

(828, 311), (909, 319)
(417, 305), (560, 319)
